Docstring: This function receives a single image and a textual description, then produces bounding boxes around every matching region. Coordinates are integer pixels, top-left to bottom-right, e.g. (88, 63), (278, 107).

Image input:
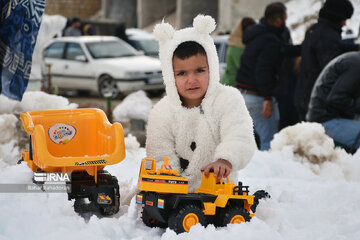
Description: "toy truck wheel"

(168, 204), (205, 233)
(216, 206), (251, 227)
(141, 209), (168, 228)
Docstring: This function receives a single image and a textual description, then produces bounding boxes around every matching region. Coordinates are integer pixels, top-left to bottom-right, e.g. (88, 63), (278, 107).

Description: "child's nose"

(187, 73), (197, 83)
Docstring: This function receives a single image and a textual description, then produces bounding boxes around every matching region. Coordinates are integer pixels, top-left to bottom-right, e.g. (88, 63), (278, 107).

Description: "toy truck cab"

(195, 172), (255, 217)
(138, 157), (188, 194)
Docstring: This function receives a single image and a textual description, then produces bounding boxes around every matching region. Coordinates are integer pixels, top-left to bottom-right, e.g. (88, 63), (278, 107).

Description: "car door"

(43, 41), (67, 86)
(61, 42), (96, 91)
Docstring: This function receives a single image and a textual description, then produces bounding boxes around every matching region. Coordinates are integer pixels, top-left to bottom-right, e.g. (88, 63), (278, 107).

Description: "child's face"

(173, 53), (209, 108)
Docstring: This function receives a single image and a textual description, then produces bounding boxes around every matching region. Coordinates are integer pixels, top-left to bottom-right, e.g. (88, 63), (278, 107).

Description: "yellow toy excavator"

(136, 157), (269, 233)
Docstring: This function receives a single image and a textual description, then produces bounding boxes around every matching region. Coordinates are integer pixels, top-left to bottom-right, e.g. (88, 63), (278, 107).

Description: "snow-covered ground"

(0, 91), (360, 239)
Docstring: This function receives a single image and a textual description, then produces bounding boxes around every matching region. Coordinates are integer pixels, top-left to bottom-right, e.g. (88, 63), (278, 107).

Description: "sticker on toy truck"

(48, 123), (76, 145)
(97, 193), (112, 205)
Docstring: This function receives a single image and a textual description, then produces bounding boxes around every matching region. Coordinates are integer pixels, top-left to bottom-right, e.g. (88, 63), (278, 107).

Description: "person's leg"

(243, 94), (279, 150)
(322, 118), (360, 149)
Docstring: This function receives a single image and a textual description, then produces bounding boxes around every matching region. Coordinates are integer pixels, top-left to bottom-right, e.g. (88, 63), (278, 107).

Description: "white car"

(213, 35), (229, 79)
(42, 36), (164, 98)
(126, 29), (159, 58)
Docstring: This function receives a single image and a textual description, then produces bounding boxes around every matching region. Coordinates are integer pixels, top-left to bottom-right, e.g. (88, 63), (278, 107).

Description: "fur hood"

(153, 15), (220, 110)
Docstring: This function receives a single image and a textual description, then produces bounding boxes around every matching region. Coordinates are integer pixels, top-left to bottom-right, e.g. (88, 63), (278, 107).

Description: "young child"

(146, 15), (256, 192)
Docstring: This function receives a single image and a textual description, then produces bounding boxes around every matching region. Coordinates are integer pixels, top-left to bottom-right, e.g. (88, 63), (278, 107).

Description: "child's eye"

(196, 68), (205, 73)
(176, 71), (185, 76)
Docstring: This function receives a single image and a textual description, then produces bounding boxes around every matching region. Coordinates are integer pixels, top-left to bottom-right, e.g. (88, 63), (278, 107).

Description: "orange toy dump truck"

(19, 108), (125, 215)
(136, 158), (269, 233)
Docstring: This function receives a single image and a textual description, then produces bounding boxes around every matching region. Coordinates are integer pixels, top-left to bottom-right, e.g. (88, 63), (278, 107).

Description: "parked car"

(42, 36), (164, 98)
(213, 35), (229, 79)
(126, 29), (159, 58)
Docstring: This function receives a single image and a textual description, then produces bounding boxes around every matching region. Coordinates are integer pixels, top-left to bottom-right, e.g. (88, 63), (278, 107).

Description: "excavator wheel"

(168, 204), (206, 233)
(216, 206), (251, 227)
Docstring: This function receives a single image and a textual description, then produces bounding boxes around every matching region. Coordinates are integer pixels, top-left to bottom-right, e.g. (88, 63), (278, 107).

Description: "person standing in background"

(64, 17), (82, 36)
(83, 24), (95, 36)
(236, 2), (287, 150)
(221, 17), (256, 87)
(274, 27), (301, 130)
(294, 0), (359, 121)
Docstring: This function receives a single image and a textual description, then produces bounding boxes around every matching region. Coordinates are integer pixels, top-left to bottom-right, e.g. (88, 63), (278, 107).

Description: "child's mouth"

(188, 87), (200, 91)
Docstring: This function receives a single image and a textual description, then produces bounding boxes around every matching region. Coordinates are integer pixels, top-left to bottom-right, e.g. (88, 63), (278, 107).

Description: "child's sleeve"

(213, 89), (256, 171)
(145, 102), (181, 170)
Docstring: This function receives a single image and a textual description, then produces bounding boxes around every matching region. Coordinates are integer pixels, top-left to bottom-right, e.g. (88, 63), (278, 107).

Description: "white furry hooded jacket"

(146, 15), (256, 191)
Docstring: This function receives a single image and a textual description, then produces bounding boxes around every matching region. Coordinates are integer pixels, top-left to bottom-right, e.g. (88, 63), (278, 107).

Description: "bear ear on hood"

(153, 20), (175, 42)
(193, 15), (216, 35)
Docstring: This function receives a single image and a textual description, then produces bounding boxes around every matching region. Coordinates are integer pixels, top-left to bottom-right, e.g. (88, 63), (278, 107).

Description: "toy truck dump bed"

(20, 108), (125, 177)
(20, 108), (126, 215)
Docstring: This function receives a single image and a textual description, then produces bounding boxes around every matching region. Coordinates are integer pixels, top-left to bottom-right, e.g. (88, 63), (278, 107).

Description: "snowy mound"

(113, 91), (153, 122)
(270, 122), (338, 164)
(0, 91), (78, 114)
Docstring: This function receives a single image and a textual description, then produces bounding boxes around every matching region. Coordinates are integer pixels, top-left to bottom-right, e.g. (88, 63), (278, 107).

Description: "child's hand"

(201, 159), (232, 179)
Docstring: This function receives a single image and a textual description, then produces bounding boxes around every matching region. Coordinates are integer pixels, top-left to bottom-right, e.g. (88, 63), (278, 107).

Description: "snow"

(113, 91), (153, 122)
(126, 28), (156, 40)
(271, 122), (339, 164)
(0, 91), (78, 114)
(0, 92), (360, 239)
(1, 1), (360, 237)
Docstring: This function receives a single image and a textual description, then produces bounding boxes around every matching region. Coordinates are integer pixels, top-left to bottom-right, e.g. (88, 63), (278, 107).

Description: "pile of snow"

(286, 0), (360, 44)
(271, 122), (339, 164)
(0, 114), (19, 167)
(113, 91), (153, 122)
(0, 91), (78, 114)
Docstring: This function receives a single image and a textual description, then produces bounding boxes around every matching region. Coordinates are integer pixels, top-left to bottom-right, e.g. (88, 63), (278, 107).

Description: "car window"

(214, 42), (223, 62)
(136, 39), (159, 55)
(65, 43), (86, 61)
(214, 41), (228, 63)
(85, 40), (138, 59)
(43, 42), (65, 59)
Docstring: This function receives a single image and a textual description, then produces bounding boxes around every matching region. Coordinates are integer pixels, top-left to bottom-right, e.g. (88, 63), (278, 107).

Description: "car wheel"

(98, 75), (121, 99)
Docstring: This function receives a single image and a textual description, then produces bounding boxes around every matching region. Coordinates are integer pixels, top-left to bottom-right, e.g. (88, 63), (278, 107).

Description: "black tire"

(216, 206), (251, 227)
(146, 89), (165, 98)
(141, 209), (168, 228)
(251, 190), (270, 213)
(98, 75), (121, 99)
(168, 204), (206, 233)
